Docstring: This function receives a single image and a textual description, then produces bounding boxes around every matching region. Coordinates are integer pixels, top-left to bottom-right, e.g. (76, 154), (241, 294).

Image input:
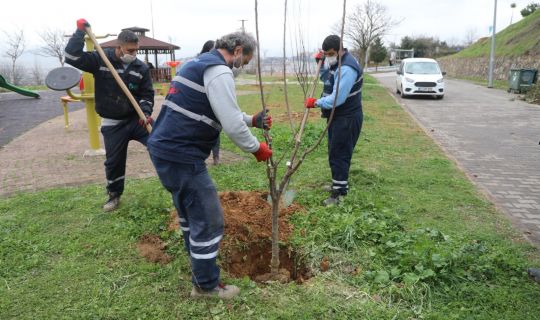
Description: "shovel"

(84, 25), (152, 133)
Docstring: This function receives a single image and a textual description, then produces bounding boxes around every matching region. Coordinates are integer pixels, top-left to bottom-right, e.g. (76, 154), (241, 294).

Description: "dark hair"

(200, 40), (215, 54)
(215, 32), (257, 55)
(118, 30), (139, 45)
(322, 35), (341, 52)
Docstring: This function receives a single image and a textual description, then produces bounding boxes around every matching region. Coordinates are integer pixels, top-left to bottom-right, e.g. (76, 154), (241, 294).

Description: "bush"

(525, 83), (540, 104)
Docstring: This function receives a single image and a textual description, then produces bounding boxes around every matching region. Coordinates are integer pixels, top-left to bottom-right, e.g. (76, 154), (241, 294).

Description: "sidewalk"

(373, 72), (540, 247)
(0, 96), (244, 197)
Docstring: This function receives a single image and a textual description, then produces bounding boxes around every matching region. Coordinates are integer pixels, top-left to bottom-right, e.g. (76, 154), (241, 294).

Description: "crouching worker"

(147, 32), (272, 300)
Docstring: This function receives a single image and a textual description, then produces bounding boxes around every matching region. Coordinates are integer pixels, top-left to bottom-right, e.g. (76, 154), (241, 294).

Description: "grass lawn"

(1, 74), (539, 319)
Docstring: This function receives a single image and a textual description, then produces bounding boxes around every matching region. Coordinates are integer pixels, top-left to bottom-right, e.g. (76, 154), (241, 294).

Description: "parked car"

(396, 58), (445, 99)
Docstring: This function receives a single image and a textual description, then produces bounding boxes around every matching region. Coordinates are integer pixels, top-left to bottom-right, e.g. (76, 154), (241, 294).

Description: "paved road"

(0, 90), (84, 148)
(372, 72), (540, 247)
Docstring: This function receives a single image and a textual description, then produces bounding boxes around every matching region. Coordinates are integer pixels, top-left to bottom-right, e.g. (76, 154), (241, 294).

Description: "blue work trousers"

(150, 155), (223, 290)
(101, 118), (149, 195)
(327, 112), (363, 195)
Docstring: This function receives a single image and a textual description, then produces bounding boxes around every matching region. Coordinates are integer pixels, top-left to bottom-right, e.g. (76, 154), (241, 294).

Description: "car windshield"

(404, 62), (440, 74)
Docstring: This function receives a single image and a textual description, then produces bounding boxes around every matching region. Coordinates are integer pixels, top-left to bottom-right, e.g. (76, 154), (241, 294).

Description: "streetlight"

(488, 0), (497, 88)
(239, 19), (248, 33)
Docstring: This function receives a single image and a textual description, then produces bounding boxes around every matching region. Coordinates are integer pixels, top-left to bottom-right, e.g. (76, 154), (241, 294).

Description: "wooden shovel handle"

(85, 26), (152, 133)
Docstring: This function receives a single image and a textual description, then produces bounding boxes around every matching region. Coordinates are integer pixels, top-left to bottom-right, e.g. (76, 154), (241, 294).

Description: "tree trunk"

(270, 189), (281, 274)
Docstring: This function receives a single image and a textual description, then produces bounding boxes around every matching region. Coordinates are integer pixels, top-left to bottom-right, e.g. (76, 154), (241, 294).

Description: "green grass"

(448, 76), (509, 91)
(453, 9), (540, 58)
(1, 75), (540, 319)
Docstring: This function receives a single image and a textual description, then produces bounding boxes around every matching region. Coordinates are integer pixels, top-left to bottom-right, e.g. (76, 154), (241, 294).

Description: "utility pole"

(488, 0), (497, 88)
(239, 19), (248, 33)
(150, 0), (155, 38)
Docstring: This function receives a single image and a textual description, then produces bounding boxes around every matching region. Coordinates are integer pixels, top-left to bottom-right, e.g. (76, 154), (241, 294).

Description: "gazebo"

(100, 27), (180, 83)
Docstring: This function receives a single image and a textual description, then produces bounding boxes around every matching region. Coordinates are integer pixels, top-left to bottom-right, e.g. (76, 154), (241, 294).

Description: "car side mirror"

(442, 71), (447, 76)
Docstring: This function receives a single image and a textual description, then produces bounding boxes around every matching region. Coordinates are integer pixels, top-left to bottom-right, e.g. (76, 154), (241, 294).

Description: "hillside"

(453, 9), (540, 58)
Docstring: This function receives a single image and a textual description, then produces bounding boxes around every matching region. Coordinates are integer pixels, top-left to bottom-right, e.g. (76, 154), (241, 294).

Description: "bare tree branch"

(282, 0), (295, 133)
(3, 29), (26, 84)
(37, 28), (68, 66)
(337, 0), (399, 68)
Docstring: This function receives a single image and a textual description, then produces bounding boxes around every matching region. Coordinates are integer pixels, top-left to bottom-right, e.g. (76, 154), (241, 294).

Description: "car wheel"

(400, 86), (407, 98)
(436, 95), (444, 100)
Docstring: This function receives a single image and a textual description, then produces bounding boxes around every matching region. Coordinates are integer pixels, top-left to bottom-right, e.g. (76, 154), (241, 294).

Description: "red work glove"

(304, 97), (317, 108)
(314, 50), (325, 64)
(252, 142), (272, 162)
(138, 115), (153, 127)
(252, 110), (272, 129)
(77, 19), (90, 32)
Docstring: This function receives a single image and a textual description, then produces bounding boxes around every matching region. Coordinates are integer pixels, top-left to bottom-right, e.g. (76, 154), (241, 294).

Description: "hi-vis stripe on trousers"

(327, 112), (363, 196)
(150, 155), (224, 290)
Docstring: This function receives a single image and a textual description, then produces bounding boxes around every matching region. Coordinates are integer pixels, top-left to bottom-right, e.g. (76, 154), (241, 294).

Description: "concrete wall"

(439, 55), (540, 80)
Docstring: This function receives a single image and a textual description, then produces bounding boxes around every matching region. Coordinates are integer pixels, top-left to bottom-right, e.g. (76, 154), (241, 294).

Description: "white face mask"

(326, 55), (338, 66)
(120, 48), (137, 64)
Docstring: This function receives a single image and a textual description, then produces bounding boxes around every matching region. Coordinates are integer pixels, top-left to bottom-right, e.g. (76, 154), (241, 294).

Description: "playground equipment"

(44, 33), (115, 156)
(0, 74), (40, 99)
(159, 61), (181, 95)
(45, 67), (81, 129)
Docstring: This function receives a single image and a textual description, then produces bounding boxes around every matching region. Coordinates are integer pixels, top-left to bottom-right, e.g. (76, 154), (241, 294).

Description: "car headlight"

(437, 78), (444, 83)
(405, 77), (414, 83)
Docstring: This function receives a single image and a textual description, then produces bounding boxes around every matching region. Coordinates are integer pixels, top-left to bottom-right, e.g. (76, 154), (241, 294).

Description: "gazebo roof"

(100, 27), (180, 51)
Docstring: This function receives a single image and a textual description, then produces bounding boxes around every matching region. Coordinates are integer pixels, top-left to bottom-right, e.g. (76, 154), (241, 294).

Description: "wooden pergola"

(100, 27), (180, 82)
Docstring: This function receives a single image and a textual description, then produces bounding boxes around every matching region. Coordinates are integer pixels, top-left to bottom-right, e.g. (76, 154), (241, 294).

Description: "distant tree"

(3, 29), (26, 85)
(31, 61), (44, 85)
(399, 36), (458, 58)
(521, 2), (540, 17)
(370, 37), (387, 70)
(37, 28), (68, 66)
(336, 0), (400, 68)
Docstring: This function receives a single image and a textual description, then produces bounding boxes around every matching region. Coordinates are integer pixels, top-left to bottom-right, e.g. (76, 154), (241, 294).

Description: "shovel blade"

(266, 189), (297, 208)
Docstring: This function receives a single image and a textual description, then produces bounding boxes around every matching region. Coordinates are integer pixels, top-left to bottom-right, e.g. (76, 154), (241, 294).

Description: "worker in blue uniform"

(305, 35), (363, 206)
(147, 31), (272, 300)
(65, 19), (154, 212)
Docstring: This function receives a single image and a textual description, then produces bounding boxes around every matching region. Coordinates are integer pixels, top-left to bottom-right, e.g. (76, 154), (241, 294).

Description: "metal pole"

(150, 0), (155, 38)
(488, 0), (497, 88)
(239, 19), (247, 33)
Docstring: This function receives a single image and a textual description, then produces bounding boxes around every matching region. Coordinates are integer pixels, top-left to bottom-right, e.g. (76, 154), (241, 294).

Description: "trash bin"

(508, 68), (538, 93)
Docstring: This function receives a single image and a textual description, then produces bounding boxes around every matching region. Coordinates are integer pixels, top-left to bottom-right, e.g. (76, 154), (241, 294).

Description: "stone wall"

(438, 55), (540, 80)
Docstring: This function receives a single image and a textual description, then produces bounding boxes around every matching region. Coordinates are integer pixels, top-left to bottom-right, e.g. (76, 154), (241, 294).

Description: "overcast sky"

(0, 0), (533, 67)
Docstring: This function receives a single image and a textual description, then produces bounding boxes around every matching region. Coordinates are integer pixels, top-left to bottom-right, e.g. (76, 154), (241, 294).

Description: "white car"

(395, 58), (445, 99)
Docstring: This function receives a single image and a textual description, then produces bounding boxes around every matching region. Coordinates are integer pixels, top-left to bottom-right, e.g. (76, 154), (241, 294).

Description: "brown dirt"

(137, 234), (172, 265)
(168, 190), (311, 283)
(274, 110), (322, 122)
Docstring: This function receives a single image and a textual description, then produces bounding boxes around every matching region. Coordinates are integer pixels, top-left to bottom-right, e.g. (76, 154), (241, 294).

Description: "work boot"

(323, 190), (344, 206)
(103, 192), (121, 212)
(190, 283), (240, 300)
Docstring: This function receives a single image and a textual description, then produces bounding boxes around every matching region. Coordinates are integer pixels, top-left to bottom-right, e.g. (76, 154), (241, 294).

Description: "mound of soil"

(137, 234), (172, 265)
(168, 191), (310, 282)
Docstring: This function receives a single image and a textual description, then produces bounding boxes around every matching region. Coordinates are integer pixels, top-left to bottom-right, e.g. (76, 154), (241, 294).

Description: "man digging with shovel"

(65, 19), (155, 212)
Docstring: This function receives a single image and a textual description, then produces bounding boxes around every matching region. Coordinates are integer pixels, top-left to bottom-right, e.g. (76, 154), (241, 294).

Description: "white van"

(395, 58), (445, 99)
